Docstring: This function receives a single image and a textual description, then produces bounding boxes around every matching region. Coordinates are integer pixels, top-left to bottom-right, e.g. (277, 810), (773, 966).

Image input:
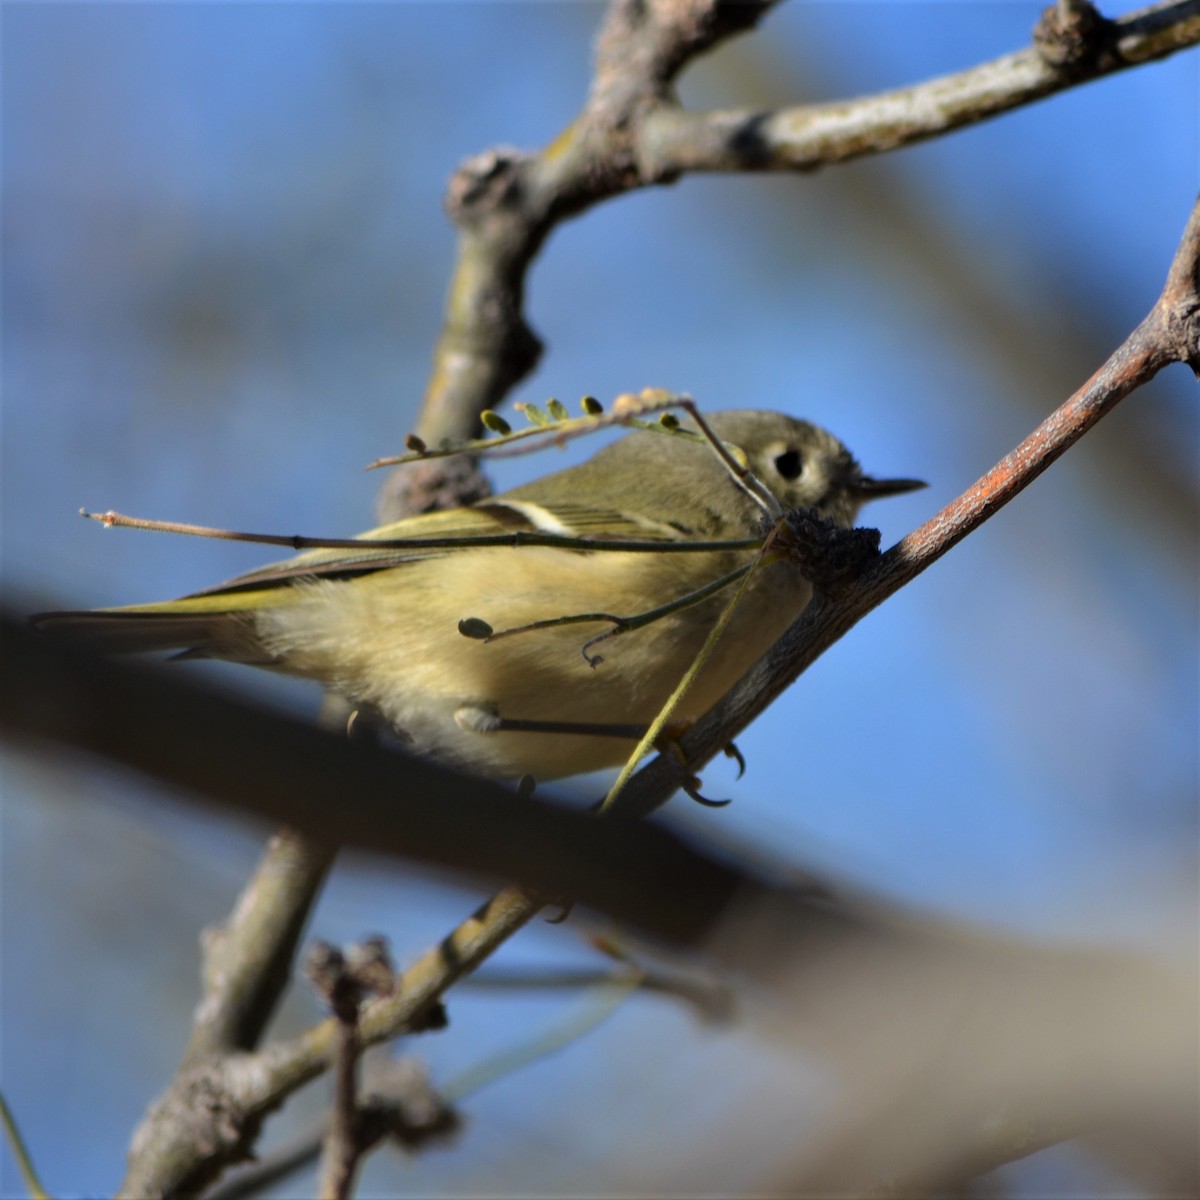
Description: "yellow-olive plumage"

(36, 411), (923, 780)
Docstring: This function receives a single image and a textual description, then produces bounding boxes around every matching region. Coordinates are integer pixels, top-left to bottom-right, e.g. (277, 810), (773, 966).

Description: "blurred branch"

(305, 939), (398, 1200)
(4, 610), (1196, 1195)
(440, 970), (644, 1105)
(0, 1091), (50, 1200)
(204, 1059), (458, 1200)
(465, 964), (736, 1024)
(1, 618), (803, 943)
(746, 911), (1197, 1197)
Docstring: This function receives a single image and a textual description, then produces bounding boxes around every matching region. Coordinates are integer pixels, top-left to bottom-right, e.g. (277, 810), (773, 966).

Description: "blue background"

(3, 4), (1196, 1195)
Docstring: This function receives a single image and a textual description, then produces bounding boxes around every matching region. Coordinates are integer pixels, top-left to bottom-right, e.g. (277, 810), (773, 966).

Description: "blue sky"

(2, 5), (1196, 1195)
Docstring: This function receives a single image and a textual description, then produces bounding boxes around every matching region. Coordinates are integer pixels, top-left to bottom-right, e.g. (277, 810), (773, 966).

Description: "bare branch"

(205, 1060), (458, 1200)
(112, 887), (544, 1197)
(184, 827), (334, 1064)
(639, 1), (1200, 175)
(410, 1), (781, 459)
(306, 939), (397, 1200)
(404, 0), (1198, 499)
(613, 193), (1200, 820)
(6, 609), (1195, 1195)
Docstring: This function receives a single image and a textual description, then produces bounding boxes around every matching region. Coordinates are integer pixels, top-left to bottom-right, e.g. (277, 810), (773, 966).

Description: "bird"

(34, 410), (924, 781)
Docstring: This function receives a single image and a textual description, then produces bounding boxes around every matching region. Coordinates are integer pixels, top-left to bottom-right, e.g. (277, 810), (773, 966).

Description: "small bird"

(35, 410), (923, 781)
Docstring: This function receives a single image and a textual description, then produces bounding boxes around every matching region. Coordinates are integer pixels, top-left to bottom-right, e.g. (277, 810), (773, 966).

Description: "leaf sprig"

(368, 388), (700, 469)
(372, 387), (784, 522)
(75, 389), (776, 561)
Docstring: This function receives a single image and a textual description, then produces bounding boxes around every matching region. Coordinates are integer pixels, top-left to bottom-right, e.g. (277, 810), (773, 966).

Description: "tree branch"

(183, 827), (334, 1066)
(638, 0), (1200, 175)
(5, 600), (1194, 1194)
(614, 193), (1200, 820)
(401, 0), (1198, 505)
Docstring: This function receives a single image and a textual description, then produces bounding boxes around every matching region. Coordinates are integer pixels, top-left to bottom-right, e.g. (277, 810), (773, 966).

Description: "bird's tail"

(31, 590), (285, 661)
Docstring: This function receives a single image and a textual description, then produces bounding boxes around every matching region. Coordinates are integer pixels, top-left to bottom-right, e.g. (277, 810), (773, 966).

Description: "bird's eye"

(773, 449), (803, 481)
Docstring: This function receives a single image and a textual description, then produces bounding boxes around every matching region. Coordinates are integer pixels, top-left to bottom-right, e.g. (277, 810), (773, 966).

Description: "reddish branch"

(617, 195), (1200, 818)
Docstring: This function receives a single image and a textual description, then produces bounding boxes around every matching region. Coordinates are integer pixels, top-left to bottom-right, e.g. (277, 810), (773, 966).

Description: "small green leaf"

(458, 617), (495, 639)
(547, 397), (569, 421)
(520, 403), (550, 427)
(658, 413), (680, 431)
(481, 410), (512, 435)
(581, 394), (603, 415)
(404, 432), (427, 454)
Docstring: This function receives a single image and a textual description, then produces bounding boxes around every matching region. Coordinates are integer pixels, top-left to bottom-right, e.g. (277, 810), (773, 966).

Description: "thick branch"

(183, 827), (334, 1066)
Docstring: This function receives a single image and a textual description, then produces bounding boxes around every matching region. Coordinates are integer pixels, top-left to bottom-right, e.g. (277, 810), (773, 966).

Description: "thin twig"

(600, 523), (783, 813)
(81, 508), (759, 559)
(441, 972), (643, 1104)
(368, 387), (689, 468)
(308, 940), (397, 1200)
(475, 562), (752, 667)
(0, 1091), (50, 1200)
(466, 965), (735, 1023)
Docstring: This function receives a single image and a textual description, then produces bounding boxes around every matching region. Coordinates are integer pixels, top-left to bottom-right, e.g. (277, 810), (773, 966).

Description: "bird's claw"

(722, 741), (746, 779)
(683, 775), (731, 808)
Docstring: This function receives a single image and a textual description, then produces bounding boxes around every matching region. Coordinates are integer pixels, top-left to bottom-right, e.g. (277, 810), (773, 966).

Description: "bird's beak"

(852, 475), (928, 500)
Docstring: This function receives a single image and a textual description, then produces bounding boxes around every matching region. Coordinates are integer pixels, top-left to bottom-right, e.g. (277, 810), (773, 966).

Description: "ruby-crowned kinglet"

(36, 410), (923, 780)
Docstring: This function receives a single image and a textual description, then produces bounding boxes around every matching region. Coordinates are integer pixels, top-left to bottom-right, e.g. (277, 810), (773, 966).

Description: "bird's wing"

(187, 498), (685, 598)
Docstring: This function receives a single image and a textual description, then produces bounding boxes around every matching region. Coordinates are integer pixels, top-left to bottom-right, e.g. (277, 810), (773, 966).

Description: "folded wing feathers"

(32, 497), (688, 655)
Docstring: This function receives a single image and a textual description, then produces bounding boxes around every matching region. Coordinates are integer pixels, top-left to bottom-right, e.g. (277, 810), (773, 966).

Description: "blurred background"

(2, 3), (1196, 1195)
